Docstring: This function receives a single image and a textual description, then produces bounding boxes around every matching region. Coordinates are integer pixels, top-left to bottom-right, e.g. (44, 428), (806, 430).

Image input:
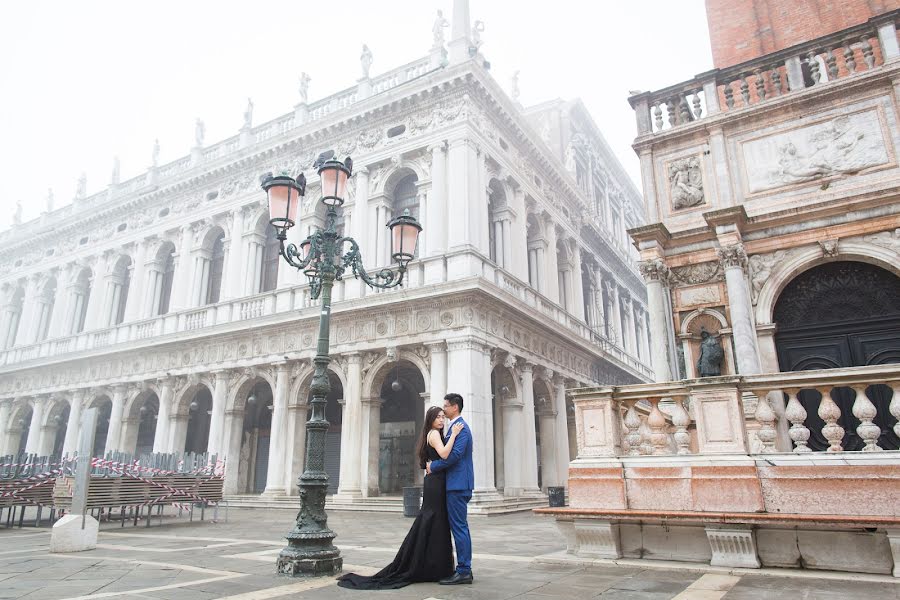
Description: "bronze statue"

(696, 328), (724, 377)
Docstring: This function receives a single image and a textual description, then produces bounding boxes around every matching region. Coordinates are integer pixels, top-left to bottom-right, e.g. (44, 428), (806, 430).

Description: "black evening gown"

(336, 445), (455, 589)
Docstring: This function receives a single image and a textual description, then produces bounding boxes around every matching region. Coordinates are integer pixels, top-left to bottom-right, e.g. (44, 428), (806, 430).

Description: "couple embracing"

(337, 393), (475, 589)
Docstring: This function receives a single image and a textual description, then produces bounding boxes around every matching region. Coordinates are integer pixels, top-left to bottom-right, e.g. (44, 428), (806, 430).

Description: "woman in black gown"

(337, 406), (464, 589)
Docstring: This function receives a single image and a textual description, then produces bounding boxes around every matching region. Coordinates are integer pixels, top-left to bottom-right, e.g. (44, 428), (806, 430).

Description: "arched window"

(526, 213), (542, 291)
(260, 223), (280, 292)
(206, 233), (225, 305)
(157, 245), (176, 315)
(110, 256), (132, 326)
(35, 277), (57, 341)
(488, 180), (508, 268)
(385, 174), (419, 264)
(72, 268), (92, 334)
(2, 286), (25, 349)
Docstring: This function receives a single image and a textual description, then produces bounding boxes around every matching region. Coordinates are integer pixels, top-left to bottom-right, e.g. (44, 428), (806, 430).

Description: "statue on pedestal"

(194, 118), (206, 147)
(12, 200), (22, 225)
(76, 173), (87, 200)
(243, 98), (254, 129)
(510, 70), (520, 102)
(696, 328), (724, 377)
(360, 44), (373, 79)
(152, 139), (160, 168)
(298, 72), (311, 103)
(46, 188), (54, 213)
(432, 10), (449, 48)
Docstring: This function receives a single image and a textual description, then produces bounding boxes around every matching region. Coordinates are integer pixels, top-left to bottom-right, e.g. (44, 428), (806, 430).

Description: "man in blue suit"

(426, 392), (474, 585)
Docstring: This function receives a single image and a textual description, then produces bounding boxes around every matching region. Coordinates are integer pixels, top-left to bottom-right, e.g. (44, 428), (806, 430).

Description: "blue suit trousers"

(447, 490), (472, 574)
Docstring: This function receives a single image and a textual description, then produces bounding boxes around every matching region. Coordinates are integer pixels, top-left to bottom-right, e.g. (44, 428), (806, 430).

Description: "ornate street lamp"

(261, 155), (421, 577)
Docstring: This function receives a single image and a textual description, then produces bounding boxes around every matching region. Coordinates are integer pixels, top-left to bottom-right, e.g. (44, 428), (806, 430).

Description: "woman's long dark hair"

(417, 406), (443, 469)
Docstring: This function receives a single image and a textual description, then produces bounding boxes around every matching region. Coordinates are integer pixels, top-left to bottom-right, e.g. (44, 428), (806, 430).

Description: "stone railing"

(572, 364), (900, 457)
(0, 252), (653, 383)
(630, 11), (899, 135)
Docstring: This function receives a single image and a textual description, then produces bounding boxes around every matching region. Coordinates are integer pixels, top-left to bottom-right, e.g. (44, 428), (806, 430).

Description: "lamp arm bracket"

(337, 236), (405, 289)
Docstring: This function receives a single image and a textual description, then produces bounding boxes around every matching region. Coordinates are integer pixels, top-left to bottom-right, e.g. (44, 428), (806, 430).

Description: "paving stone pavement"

(0, 507), (898, 599)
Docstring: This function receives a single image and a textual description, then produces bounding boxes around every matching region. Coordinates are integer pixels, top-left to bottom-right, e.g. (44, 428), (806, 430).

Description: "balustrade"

(634, 14), (897, 134)
(573, 364), (900, 459)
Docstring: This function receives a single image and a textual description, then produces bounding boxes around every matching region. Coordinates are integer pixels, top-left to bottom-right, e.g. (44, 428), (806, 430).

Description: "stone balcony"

(626, 10), (900, 236)
(537, 364), (900, 575)
(0, 249), (651, 381)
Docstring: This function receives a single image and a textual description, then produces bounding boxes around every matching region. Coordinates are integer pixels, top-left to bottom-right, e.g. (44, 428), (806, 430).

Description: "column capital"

(344, 352), (363, 365)
(717, 243), (748, 271)
(427, 141), (447, 154)
(518, 360), (535, 374)
(638, 258), (672, 287)
(424, 340), (447, 353)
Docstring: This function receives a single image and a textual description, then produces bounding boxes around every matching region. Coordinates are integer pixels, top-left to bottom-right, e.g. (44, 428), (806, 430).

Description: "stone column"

(538, 407), (560, 488)
(447, 138), (474, 251)
(605, 281), (622, 346)
(427, 342), (447, 408)
(153, 378), (174, 453)
(0, 401), (10, 454)
(552, 377), (571, 487)
(543, 216), (560, 303)
(17, 276), (41, 346)
(621, 294), (636, 356)
(639, 259), (673, 382)
(718, 244), (761, 375)
(47, 266), (72, 339)
(284, 401), (308, 496)
(426, 144), (447, 257)
(263, 362), (289, 496)
(337, 353), (364, 498)
(570, 245), (585, 321)
(446, 337), (496, 494)
(520, 364), (540, 494)
(172, 225), (195, 310)
(222, 408), (244, 495)
(83, 253), (111, 332)
(208, 370), (229, 456)
(104, 385), (127, 453)
(222, 208), (245, 301)
(61, 390), (85, 455)
(124, 240), (148, 322)
(499, 394), (524, 497)
(24, 397), (44, 454)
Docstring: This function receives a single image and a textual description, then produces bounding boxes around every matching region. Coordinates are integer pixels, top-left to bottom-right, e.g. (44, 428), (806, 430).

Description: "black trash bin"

(548, 486), (566, 507)
(403, 486), (422, 517)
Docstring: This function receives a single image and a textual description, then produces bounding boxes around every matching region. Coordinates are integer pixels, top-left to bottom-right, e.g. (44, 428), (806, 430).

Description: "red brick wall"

(706, 0), (900, 68)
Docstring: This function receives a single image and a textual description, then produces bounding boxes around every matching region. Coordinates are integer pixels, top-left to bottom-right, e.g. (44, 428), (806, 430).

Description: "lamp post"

(262, 155), (421, 576)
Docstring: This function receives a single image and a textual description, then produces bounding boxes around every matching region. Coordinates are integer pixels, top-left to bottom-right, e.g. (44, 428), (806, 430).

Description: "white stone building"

(0, 1), (651, 507)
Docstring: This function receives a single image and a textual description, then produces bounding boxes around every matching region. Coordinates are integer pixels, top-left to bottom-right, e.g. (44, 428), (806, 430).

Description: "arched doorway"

(184, 388), (213, 453)
(90, 396), (112, 456)
(237, 380), (274, 494)
(375, 361), (425, 495)
(311, 370), (344, 495)
(9, 404), (32, 455)
(44, 400), (70, 456)
(774, 261), (900, 450)
(126, 392), (159, 455)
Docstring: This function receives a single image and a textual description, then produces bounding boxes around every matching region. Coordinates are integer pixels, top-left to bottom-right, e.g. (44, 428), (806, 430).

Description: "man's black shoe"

(439, 572), (473, 585)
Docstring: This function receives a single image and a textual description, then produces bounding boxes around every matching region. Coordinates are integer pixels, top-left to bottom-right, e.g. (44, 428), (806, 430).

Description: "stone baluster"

(723, 81), (735, 109)
(653, 103), (663, 131)
(771, 67), (783, 95)
(842, 43), (856, 73)
(825, 47), (839, 79)
(691, 89), (702, 119)
(890, 383), (900, 439)
(638, 416), (653, 456)
(671, 397), (691, 455)
(861, 35), (876, 69)
(818, 388), (845, 452)
(806, 51), (822, 84)
(753, 391), (777, 453)
(666, 98), (677, 127)
(784, 389), (811, 453)
(678, 97), (691, 123)
(623, 400), (641, 456)
(647, 398), (668, 455)
(753, 69), (766, 101)
(851, 385), (882, 452)
(739, 74), (750, 105)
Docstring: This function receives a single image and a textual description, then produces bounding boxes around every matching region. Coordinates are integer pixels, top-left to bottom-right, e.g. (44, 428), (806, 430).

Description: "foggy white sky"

(0, 1), (712, 231)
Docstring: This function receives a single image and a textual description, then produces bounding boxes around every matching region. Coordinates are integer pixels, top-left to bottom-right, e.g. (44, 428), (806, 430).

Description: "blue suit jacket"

(430, 417), (474, 492)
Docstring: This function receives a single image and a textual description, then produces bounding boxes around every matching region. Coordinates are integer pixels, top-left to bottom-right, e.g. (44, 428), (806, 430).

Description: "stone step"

(223, 494), (553, 515)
